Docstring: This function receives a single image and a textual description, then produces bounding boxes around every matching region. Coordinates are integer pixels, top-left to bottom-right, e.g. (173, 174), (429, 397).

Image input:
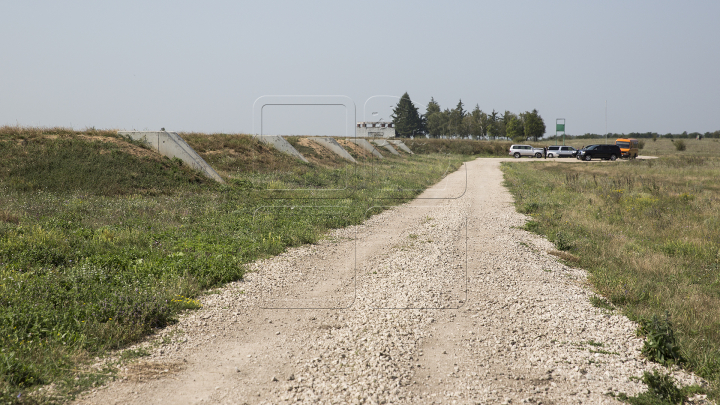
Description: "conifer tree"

(391, 92), (422, 138)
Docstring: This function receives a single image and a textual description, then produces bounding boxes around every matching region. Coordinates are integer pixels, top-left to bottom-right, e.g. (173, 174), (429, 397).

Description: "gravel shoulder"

(78, 157), (707, 405)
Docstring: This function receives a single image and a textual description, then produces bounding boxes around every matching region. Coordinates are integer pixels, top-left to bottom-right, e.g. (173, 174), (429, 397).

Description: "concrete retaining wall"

(371, 139), (399, 155)
(256, 135), (308, 163)
(118, 131), (224, 183)
(348, 138), (384, 158)
(388, 140), (413, 154)
(312, 137), (356, 163)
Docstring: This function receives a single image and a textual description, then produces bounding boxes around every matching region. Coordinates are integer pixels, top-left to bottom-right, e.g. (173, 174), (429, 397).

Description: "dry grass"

(547, 249), (580, 263)
(503, 155), (720, 397)
(0, 211), (20, 225)
(121, 361), (185, 382)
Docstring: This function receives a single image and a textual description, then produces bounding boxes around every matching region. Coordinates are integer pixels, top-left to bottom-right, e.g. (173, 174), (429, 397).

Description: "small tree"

(522, 109), (546, 142)
(426, 110), (448, 138)
(505, 113), (525, 142)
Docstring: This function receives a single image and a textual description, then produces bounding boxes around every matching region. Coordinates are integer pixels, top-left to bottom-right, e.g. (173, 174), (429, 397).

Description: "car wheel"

(610, 154), (617, 161)
(514, 152), (521, 158)
(584, 155), (592, 161)
(535, 152), (542, 158)
(547, 153), (554, 158)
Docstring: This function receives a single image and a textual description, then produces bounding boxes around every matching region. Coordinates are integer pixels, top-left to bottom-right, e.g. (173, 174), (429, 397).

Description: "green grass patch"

(590, 295), (614, 311)
(614, 370), (705, 405)
(502, 156), (720, 400)
(0, 127), (473, 402)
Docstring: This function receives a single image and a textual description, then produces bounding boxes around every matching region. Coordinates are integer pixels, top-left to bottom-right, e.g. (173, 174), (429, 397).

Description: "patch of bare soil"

(121, 362), (186, 383)
(336, 139), (373, 160)
(293, 138), (344, 167)
(78, 135), (161, 160)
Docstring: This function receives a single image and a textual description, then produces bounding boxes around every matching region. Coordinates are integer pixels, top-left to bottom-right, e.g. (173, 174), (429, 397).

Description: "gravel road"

(78, 158), (708, 405)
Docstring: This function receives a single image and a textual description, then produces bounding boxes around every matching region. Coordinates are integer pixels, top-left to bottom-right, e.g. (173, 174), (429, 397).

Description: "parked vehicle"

(576, 144), (622, 161)
(509, 144), (544, 158)
(547, 146), (577, 158)
(546, 146), (561, 157)
(615, 138), (639, 159)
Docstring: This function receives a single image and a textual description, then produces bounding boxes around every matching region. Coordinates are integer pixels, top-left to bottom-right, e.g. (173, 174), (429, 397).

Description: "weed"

(120, 348), (150, 360)
(520, 202), (540, 214)
(614, 369), (703, 405)
(590, 296), (614, 311)
(590, 348), (620, 355)
(674, 140), (686, 151)
(552, 231), (573, 251)
(523, 220), (540, 233)
(639, 313), (684, 366)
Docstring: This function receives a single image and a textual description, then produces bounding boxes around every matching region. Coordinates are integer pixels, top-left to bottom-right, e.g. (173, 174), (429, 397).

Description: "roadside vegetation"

(0, 126), (483, 403)
(502, 154), (720, 401)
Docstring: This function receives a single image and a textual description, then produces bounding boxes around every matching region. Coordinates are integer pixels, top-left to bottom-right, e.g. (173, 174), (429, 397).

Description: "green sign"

(556, 123), (565, 132)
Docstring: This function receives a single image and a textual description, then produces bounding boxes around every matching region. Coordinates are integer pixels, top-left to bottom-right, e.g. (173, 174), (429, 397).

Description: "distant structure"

(356, 122), (395, 138)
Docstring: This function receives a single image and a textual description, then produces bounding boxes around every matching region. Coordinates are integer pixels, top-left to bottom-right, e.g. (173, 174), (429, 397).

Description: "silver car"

(546, 146), (561, 157)
(509, 144), (544, 158)
(555, 146), (577, 158)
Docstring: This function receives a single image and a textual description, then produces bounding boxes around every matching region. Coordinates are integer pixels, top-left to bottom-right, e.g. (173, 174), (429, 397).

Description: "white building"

(355, 122), (395, 138)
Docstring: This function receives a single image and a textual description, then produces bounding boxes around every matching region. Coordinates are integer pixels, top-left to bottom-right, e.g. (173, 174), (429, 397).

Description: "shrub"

(674, 140), (686, 151)
(553, 231), (573, 251)
(617, 370), (684, 405)
(638, 140), (645, 150)
(639, 312), (684, 366)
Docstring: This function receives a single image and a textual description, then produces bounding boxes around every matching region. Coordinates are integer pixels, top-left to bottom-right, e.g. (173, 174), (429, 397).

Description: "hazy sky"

(2, 0), (719, 137)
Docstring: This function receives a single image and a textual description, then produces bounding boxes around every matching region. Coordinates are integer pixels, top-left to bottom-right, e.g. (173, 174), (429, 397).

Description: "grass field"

(0, 127), (482, 403)
(502, 153), (720, 400)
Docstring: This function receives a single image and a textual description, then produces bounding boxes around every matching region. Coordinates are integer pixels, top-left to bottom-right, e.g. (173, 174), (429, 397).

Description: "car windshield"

(585, 145), (598, 150)
(616, 141), (630, 148)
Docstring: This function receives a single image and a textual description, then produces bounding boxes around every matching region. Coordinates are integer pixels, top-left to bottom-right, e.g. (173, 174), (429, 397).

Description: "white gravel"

(78, 158), (710, 405)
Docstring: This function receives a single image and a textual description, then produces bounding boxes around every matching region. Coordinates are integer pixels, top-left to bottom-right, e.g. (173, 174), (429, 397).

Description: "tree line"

(559, 130), (720, 140)
(391, 92), (546, 141)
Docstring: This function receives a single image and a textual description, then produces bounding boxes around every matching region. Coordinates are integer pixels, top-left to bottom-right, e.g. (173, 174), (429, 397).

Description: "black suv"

(576, 144), (622, 161)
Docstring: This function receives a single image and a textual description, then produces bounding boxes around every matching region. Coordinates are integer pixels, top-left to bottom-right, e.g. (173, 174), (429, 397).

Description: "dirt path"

(78, 158), (705, 405)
